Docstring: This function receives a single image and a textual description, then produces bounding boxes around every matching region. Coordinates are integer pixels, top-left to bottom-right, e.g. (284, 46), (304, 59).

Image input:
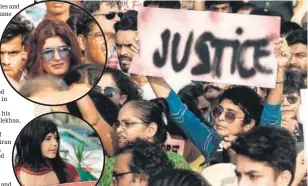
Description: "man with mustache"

(203, 82), (230, 109)
(45, 1), (71, 22)
(1, 15), (32, 88)
(286, 29), (307, 86)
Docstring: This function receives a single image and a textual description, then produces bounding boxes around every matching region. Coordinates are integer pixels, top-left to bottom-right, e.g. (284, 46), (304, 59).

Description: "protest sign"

(129, 7), (281, 88)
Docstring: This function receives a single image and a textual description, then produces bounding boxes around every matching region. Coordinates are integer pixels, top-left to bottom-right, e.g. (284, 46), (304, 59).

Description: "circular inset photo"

(12, 112), (105, 186)
(0, 0), (107, 105)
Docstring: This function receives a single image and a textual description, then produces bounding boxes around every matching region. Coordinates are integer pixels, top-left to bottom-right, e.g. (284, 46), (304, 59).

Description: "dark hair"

(232, 2), (255, 13)
(281, 21), (301, 37)
(149, 169), (211, 186)
(67, 91), (118, 126)
(114, 10), (138, 32)
(63, 63), (103, 86)
(283, 69), (306, 94)
(14, 117), (67, 183)
(126, 98), (169, 144)
(82, 1), (120, 14)
(151, 98), (187, 139)
(66, 4), (84, 33)
(104, 68), (142, 103)
(76, 12), (95, 36)
(116, 138), (173, 178)
(250, 8), (284, 24)
(1, 15), (33, 45)
(206, 1), (232, 9)
(178, 83), (206, 123)
(25, 19), (82, 78)
(286, 29), (307, 46)
(143, 1), (181, 9)
(219, 86), (263, 125)
(231, 126), (297, 185)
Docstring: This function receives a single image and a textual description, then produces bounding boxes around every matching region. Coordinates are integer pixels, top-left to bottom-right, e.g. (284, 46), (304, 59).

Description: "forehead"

(89, 22), (102, 33)
(290, 43), (307, 53)
(116, 30), (136, 43)
(43, 36), (66, 49)
(236, 155), (275, 174)
(44, 132), (58, 137)
(118, 103), (142, 121)
(1, 35), (23, 51)
(95, 2), (120, 13)
(220, 99), (245, 114)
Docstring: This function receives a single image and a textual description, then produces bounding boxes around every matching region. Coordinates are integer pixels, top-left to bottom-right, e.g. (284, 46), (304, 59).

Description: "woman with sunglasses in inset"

(96, 67), (143, 108)
(14, 117), (80, 186)
(281, 69), (306, 142)
(25, 19), (82, 79)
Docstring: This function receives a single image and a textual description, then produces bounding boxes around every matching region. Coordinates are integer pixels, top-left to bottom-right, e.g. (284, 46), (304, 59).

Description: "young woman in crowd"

(281, 69), (306, 142)
(25, 19), (82, 79)
(96, 67), (143, 108)
(14, 117), (80, 185)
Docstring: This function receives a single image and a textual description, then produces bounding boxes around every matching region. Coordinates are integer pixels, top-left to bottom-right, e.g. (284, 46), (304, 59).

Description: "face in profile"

(41, 36), (71, 77)
(116, 30), (136, 73)
(0, 35), (26, 81)
(235, 155), (292, 186)
(45, 1), (70, 15)
(41, 132), (59, 159)
(116, 103), (152, 148)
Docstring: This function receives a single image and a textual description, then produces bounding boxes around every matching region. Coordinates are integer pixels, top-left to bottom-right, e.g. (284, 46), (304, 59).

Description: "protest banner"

(129, 7), (281, 88)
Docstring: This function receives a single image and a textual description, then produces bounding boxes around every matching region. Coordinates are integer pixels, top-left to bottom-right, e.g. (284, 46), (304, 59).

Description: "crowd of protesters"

(1, 0), (307, 186)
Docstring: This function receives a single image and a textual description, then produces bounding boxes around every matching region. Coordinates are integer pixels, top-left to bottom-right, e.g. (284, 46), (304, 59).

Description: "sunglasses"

(93, 86), (120, 97)
(282, 95), (298, 104)
(93, 12), (123, 20)
(213, 106), (244, 123)
(41, 46), (71, 62)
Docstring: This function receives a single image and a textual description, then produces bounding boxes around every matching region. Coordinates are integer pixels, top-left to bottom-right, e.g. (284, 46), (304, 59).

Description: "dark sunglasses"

(93, 12), (123, 20)
(93, 86), (120, 97)
(41, 46), (71, 63)
(213, 106), (244, 123)
(282, 95), (298, 104)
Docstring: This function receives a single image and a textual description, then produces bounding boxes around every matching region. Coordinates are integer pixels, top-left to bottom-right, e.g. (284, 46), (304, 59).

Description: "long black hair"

(14, 117), (68, 183)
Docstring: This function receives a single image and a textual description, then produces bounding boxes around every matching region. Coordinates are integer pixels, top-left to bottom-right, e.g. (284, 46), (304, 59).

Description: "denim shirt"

(166, 90), (281, 159)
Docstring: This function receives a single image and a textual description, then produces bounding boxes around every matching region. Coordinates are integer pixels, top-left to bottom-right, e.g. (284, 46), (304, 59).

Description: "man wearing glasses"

(83, 1), (122, 68)
(76, 12), (107, 66)
(0, 15), (32, 88)
(112, 139), (173, 186)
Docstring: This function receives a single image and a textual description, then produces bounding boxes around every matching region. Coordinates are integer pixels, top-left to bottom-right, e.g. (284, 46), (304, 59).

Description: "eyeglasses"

(213, 106), (244, 123)
(41, 46), (71, 63)
(93, 86), (121, 97)
(281, 95), (298, 104)
(112, 171), (134, 185)
(87, 32), (105, 42)
(114, 120), (145, 130)
(93, 12), (123, 20)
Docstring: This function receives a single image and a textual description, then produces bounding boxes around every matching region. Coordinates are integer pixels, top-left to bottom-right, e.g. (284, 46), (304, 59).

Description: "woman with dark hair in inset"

(96, 67), (143, 108)
(14, 117), (80, 185)
(25, 19), (82, 79)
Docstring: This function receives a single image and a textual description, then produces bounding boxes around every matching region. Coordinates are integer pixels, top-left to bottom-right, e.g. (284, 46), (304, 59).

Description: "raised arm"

(147, 76), (220, 158)
(260, 39), (291, 126)
(76, 94), (116, 157)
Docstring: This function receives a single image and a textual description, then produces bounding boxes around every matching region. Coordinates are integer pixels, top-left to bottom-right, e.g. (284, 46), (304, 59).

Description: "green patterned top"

(99, 151), (191, 186)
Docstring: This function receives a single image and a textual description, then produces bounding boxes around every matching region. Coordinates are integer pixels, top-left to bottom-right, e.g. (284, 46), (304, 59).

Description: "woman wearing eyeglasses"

(25, 19), (82, 79)
(96, 67), (143, 107)
(14, 117), (80, 186)
(144, 38), (291, 163)
(281, 69), (306, 142)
